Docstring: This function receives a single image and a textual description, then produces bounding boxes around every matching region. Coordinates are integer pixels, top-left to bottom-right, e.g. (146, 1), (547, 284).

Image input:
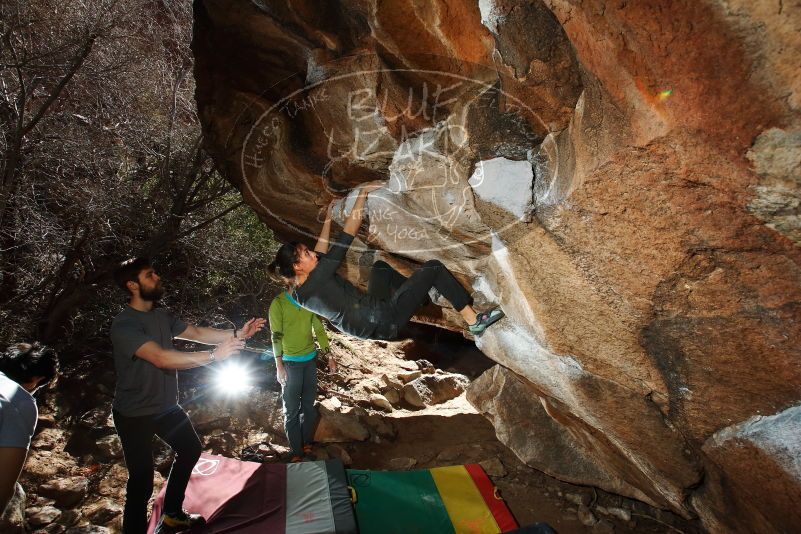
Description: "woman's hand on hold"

(360, 181), (385, 195)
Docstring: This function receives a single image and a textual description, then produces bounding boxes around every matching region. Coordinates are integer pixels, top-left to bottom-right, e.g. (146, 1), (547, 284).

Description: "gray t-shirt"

(110, 306), (188, 417)
(293, 232), (387, 340)
(0, 371), (37, 449)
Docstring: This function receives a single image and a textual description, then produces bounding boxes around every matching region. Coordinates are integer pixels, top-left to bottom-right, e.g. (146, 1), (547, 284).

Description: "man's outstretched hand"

(215, 336), (245, 360)
(238, 318), (266, 339)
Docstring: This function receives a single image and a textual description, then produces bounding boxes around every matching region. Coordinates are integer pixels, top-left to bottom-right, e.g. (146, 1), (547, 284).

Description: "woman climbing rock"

(268, 182), (504, 341)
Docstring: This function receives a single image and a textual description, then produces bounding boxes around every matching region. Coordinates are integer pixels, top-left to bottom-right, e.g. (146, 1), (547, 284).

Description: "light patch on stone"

(478, 0), (503, 34)
(468, 158), (535, 220)
(476, 321), (585, 403)
(746, 128), (801, 245)
(305, 52), (326, 84)
(709, 403), (801, 479)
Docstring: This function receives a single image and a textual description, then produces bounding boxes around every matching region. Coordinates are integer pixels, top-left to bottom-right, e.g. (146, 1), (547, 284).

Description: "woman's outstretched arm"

(314, 202), (334, 254)
(342, 182), (384, 237)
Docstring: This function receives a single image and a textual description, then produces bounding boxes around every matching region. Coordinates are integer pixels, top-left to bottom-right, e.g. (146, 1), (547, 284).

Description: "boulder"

(192, 1), (801, 530)
(314, 403), (369, 442)
(404, 374), (469, 407)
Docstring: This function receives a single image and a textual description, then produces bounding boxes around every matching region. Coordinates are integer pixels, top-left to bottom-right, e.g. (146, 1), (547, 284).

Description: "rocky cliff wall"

(192, 1), (801, 531)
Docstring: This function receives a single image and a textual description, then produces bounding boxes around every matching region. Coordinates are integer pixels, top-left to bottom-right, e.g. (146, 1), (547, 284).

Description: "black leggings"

(368, 260), (471, 339)
(113, 406), (202, 533)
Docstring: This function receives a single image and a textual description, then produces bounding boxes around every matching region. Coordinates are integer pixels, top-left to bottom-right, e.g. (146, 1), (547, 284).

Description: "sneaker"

(468, 307), (505, 336)
(156, 509), (206, 532)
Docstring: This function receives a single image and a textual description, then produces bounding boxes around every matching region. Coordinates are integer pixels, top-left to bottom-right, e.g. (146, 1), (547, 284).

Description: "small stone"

(389, 457), (417, 470)
(593, 519), (615, 533)
(605, 507), (631, 522)
(578, 505), (598, 527)
(369, 394), (393, 411)
(95, 435), (123, 459)
(565, 492), (592, 507)
(322, 396), (342, 411)
(402, 383), (426, 408)
(382, 388), (400, 405)
(26, 506), (61, 527)
(397, 370), (422, 383)
(415, 359), (435, 373)
(38, 477), (89, 508)
(479, 457), (507, 477)
(381, 374), (404, 390)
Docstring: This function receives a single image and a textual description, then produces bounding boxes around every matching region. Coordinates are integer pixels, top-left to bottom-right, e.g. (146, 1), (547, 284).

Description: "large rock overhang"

(192, 1), (801, 531)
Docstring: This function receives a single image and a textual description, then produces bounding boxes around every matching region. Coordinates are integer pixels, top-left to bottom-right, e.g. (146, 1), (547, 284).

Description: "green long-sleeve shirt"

(269, 291), (329, 360)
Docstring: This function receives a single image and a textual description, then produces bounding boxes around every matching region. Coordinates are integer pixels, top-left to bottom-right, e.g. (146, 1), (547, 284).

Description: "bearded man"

(110, 257), (265, 533)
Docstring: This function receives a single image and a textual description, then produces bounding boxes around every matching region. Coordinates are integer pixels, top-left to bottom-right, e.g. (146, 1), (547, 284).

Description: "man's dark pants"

(113, 406), (202, 533)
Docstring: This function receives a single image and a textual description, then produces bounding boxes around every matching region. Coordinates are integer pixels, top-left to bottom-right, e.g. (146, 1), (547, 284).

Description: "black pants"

(113, 406), (202, 534)
(368, 260), (471, 340)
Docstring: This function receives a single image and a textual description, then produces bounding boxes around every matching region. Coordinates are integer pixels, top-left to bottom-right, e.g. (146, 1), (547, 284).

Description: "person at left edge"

(109, 257), (265, 534)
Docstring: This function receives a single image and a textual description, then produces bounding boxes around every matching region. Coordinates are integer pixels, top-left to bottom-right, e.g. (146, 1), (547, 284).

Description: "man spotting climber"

(110, 257), (265, 534)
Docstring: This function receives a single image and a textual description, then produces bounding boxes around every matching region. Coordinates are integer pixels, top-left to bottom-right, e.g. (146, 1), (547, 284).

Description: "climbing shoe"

(468, 307), (505, 336)
(156, 509), (206, 533)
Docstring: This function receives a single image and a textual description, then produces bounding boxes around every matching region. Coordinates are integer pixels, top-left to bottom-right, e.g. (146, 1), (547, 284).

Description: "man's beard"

(140, 284), (164, 302)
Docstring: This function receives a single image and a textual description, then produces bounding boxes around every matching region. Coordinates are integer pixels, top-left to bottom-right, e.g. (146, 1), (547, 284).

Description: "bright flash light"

(212, 361), (254, 396)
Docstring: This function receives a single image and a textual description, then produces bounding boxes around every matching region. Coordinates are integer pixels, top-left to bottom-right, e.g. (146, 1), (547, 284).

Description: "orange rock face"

(193, 1), (801, 531)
